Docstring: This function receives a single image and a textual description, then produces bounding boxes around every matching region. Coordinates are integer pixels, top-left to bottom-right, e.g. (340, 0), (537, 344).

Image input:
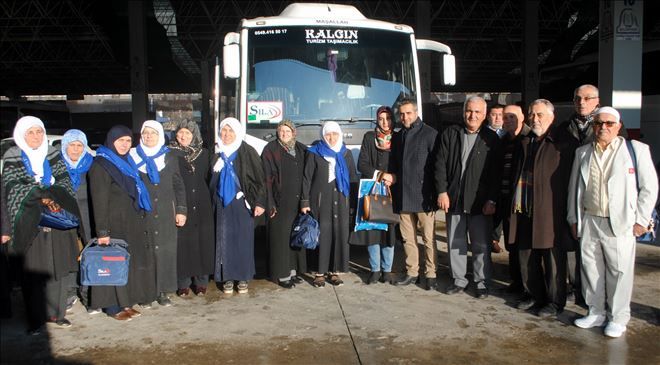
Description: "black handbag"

(362, 180), (400, 224)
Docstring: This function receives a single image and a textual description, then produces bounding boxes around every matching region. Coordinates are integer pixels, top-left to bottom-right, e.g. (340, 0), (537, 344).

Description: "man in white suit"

(567, 106), (658, 338)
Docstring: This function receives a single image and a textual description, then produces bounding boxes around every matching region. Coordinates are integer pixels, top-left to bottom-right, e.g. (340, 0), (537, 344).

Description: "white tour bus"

(216, 2), (456, 154)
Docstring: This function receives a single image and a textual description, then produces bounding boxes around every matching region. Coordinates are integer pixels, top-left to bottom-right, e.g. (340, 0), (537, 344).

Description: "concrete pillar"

(522, 0), (539, 109)
(200, 59), (213, 148)
(128, 0), (149, 135)
(416, 0), (431, 103)
(598, 0), (644, 136)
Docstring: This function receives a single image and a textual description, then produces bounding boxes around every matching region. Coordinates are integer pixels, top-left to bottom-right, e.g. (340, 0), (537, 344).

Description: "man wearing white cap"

(567, 106), (658, 337)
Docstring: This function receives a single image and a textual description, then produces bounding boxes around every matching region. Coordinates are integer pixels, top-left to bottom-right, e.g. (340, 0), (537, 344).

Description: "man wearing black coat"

(435, 96), (502, 299)
(382, 98), (439, 290)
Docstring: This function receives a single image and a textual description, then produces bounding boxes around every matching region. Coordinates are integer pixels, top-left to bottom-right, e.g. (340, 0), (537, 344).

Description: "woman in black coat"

(262, 120), (307, 288)
(210, 117), (266, 295)
(89, 125), (157, 320)
(2, 116), (80, 332)
(169, 120), (214, 297)
(301, 121), (358, 288)
(349, 106), (397, 284)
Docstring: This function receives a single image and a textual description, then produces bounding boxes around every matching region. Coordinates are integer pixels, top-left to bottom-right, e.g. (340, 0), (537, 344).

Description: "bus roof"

(241, 3), (414, 34)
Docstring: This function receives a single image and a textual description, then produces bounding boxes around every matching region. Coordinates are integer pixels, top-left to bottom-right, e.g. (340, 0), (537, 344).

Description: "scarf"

(64, 153), (93, 192)
(169, 120), (203, 173)
(568, 112), (595, 144)
(513, 135), (538, 217)
(308, 122), (350, 197)
(12, 116), (52, 184)
(21, 151), (52, 187)
(134, 144), (169, 184)
(375, 127), (392, 150)
(277, 120), (297, 156)
(217, 151), (240, 207)
(96, 145), (152, 212)
(61, 129), (93, 191)
(129, 120), (168, 183)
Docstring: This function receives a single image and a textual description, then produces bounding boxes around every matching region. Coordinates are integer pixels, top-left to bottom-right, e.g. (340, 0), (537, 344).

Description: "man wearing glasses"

(567, 107), (658, 337)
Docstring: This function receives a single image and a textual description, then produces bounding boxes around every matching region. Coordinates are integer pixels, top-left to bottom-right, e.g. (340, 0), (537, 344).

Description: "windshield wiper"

(319, 117), (375, 123)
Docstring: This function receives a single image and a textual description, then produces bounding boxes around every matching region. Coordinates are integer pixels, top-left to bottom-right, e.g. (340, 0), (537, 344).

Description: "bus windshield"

(246, 26), (416, 127)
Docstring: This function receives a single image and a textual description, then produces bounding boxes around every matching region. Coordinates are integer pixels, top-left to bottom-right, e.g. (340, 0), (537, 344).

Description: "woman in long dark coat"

(2, 116), (80, 332)
(262, 120), (307, 288)
(210, 117), (266, 294)
(168, 120), (214, 297)
(60, 129), (95, 310)
(89, 125), (157, 320)
(301, 121), (358, 288)
(129, 120), (187, 306)
(349, 106), (397, 284)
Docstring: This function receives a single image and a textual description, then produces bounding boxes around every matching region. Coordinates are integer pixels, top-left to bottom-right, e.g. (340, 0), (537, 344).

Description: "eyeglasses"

(593, 121), (618, 127)
(573, 96), (598, 102)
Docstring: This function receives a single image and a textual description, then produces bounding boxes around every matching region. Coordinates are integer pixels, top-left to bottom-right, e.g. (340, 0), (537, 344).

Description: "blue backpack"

(290, 213), (320, 250)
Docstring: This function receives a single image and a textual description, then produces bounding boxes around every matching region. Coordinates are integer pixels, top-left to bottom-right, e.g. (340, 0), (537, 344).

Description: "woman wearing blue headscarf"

(129, 120), (187, 307)
(300, 121), (358, 288)
(210, 117), (265, 295)
(60, 129), (94, 312)
(2, 116), (80, 333)
(89, 125), (157, 320)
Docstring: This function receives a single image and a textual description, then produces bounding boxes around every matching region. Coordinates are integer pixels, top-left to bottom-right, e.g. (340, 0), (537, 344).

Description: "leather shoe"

(537, 304), (561, 318)
(425, 278), (437, 291)
(279, 279), (295, 289)
(395, 275), (418, 286)
(124, 307), (141, 318)
(381, 272), (395, 285)
(367, 271), (381, 285)
(111, 310), (133, 321)
(517, 297), (536, 310)
(445, 284), (465, 295)
(476, 288), (489, 299)
(176, 288), (190, 297)
(193, 286), (207, 296)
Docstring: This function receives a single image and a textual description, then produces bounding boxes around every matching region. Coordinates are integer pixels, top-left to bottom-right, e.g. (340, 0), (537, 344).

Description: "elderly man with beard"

(568, 107), (657, 337)
(509, 99), (578, 318)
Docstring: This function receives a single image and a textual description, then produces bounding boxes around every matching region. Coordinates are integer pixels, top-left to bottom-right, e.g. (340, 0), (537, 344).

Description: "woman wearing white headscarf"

(210, 117), (265, 294)
(300, 121), (358, 288)
(129, 120), (187, 307)
(1, 116), (80, 333)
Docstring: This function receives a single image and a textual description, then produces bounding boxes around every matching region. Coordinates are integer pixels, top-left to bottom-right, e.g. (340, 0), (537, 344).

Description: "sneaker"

(237, 281), (249, 294)
(223, 281), (234, 294)
(139, 303), (153, 310)
(157, 293), (172, 307)
(65, 296), (78, 313)
(604, 322), (627, 338)
(517, 296), (536, 310)
(445, 284), (466, 295)
(87, 308), (102, 315)
(574, 314), (606, 329)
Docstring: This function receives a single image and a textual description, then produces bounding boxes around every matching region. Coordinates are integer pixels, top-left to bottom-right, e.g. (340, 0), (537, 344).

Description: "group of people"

(1, 87), (657, 340)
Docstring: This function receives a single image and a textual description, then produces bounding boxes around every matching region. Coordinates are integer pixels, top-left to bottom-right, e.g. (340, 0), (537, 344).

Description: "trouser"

(399, 211), (436, 278)
(177, 275), (210, 290)
(446, 213), (492, 289)
(519, 246), (567, 310)
(567, 249), (584, 301)
(506, 242), (523, 286)
(22, 270), (74, 328)
(581, 214), (636, 326)
(367, 244), (394, 272)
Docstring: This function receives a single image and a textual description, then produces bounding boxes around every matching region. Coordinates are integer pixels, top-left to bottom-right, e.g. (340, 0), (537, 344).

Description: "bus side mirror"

(442, 54), (456, 86)
(223, 44), (240, 79)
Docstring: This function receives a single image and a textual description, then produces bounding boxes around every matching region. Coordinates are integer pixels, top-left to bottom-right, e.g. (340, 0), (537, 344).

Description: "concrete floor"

(1, 219), (659, 365)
